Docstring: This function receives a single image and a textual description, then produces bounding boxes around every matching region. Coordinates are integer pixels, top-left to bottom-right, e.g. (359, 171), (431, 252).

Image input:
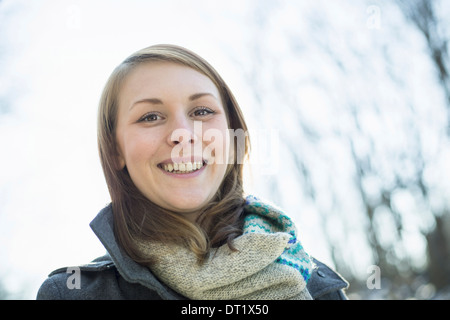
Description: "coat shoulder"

(307, 257), (349, 300)
(36, 254), (163, 300)
(36, 254), (117, 300)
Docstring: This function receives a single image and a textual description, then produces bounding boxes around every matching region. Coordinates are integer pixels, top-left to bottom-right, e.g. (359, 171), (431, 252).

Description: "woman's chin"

(160, 193), (211, 215)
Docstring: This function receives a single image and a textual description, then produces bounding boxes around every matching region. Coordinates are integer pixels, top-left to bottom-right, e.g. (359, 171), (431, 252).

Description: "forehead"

(119, 61), (220, 103)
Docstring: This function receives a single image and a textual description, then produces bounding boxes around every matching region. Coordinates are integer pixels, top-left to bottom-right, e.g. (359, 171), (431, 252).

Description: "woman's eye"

(193, 107), (215, 117)
(139, 113), (162, 122)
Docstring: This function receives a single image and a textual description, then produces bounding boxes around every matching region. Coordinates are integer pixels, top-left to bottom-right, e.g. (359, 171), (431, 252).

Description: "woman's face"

(115, 61), (229, 221)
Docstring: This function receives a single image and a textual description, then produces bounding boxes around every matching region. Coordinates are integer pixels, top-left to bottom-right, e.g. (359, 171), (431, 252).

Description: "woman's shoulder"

(307, 257), (349, 300)
(36, 254), (117, 300)
(36, 254), (159, 300)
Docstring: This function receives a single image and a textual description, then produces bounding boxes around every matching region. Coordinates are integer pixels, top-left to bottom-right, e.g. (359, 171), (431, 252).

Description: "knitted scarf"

(136, 195), (314, 300)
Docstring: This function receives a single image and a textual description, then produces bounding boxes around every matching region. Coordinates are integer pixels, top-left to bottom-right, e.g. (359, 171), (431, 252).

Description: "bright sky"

(1, 0), (449, 299)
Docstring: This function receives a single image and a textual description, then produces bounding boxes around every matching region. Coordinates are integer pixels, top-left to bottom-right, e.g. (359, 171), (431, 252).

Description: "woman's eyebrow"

(130, 93), (218, 110)
(189, 92), (218, 101)
(129, 98), (163, 110)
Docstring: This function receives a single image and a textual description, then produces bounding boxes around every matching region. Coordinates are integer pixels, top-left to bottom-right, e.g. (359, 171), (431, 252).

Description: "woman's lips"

(159, 160), (205, 173)
(157, 157), (208, 177)
(158, 160), (207, 178)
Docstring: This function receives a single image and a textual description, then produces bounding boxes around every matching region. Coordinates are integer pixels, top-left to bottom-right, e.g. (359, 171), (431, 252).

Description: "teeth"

(162, 161), (204, 173)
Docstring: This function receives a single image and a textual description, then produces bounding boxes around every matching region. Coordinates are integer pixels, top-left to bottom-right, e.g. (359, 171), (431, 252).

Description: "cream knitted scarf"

(136, 195), (314, 300)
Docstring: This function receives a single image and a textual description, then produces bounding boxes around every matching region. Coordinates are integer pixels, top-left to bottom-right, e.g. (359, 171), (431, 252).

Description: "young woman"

(37, 44), (348, 300)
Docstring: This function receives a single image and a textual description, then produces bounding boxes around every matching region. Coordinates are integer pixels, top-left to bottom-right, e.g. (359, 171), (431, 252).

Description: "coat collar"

(89, 204), (186, 300)
(89, 203), (348, 300)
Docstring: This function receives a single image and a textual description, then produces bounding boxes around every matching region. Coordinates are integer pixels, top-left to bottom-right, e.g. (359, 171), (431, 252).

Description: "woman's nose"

(166, 116), (200, 148)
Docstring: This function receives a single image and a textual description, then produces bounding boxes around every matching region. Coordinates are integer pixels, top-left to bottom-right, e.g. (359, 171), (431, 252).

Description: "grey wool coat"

(36, 204), (349, 300)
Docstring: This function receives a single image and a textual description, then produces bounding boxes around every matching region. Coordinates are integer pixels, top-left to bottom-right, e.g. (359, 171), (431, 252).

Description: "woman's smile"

(158, 161), (207, 178)
(157, 156), (208, 177)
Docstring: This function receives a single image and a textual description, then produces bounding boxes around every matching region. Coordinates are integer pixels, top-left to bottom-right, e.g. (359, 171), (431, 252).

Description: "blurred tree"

(237, 0), (450, 299)
(395, 0), (450, 293)
(397, 0), (450, 135)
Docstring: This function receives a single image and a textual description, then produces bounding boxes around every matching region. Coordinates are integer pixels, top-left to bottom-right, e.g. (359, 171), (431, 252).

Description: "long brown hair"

(97, 44), (250, 264)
